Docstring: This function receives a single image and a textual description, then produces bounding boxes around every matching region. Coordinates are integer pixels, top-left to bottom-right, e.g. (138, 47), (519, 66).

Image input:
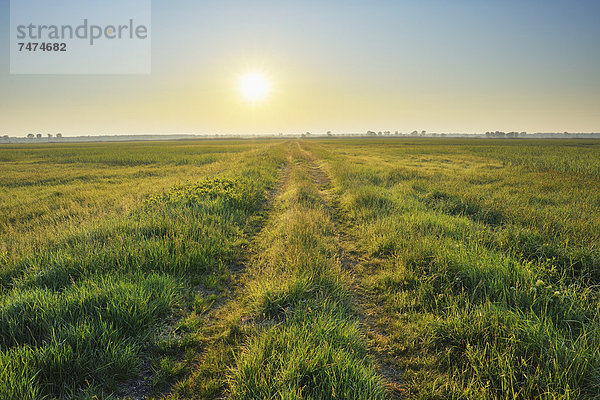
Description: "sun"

(238, 71), (271, 104)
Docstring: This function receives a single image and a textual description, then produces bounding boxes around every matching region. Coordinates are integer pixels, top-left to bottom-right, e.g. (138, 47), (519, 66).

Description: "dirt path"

(119, 150), (294, 400)
(179, 150), (296, 398)
(154, 141), (401, 399)
(298, 142), (405, 398)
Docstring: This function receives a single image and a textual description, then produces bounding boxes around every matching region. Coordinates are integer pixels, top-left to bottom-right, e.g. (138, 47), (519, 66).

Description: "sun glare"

(238, 71), (271, 104)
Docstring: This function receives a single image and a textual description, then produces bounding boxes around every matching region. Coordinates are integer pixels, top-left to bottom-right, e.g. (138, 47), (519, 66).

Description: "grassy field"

(1, 138), (599, 399)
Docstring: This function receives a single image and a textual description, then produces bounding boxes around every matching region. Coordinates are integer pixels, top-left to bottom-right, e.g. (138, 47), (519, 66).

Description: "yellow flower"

(535, 279), (544, 287)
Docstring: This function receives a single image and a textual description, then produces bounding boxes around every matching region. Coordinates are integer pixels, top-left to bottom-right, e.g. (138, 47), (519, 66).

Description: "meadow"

(0, 138), (599, 399)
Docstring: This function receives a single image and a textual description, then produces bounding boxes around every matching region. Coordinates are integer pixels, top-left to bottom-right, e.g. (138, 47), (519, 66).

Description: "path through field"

(221, 143), (388, 398)
(298, 142), (405, 396)
(165, 140), (600, 399)
(2, 139), (599, 399)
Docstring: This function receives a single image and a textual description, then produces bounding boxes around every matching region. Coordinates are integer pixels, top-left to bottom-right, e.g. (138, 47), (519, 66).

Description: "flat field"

(1, 139), (599, 399)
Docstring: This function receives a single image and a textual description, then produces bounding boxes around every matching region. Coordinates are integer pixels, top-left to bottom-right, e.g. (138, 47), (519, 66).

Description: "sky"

(1, 0), (599, 136)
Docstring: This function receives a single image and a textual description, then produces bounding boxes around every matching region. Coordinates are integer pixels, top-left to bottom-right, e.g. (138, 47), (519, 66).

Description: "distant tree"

(326, 131), (332, 136)
(411, 130), (418, 135)
(377, 131), (382, 136)
(27, 134), (35, 139)
(47, 133), (53, 138)
(421, 130), (426, 136)
(36, 134), (42, 139)
(394, 131), (399, 135)
(56, 133), (63, 138)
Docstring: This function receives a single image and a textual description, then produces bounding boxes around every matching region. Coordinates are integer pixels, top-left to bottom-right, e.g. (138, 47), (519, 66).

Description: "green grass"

(0, 140), (256, 261)
(306, 138), (600, 399)
(0, 273), (180, 399)
(0, 140), (286, 398)
(2, 138), (599, 399)
(229, 147), (385, 399)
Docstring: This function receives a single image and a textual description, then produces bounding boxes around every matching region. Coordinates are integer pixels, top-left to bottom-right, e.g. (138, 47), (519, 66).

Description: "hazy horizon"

(1, 0), (599, 136)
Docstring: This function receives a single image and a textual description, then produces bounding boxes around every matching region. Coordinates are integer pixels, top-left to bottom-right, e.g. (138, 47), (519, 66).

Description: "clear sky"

(1, 0), (599, 136)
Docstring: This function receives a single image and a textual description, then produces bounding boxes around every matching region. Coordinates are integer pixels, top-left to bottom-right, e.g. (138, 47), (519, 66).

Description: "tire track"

(228, 143), (387, 399)
(298, 143), (405, 399)
(146, 147), (294, 400)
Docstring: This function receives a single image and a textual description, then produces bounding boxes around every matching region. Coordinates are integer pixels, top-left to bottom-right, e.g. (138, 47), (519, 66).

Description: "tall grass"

(307, 138), (600, 399)
(3, 138), (599, 398)
(229, 146), (386, 399)
(0, 141), (286, 398)
(0, 140), (264, 260)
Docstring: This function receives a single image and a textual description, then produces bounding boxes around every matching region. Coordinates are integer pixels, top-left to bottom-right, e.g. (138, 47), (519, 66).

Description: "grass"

(306, 138), (600, 399)
(165, 145), (386, 399)
(0, 273), (179, 398)
(0, 140), (255, 260)
(229, 146), (385, 399)
(1, 138), (599, 398)
(0, 140), (286, 398)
